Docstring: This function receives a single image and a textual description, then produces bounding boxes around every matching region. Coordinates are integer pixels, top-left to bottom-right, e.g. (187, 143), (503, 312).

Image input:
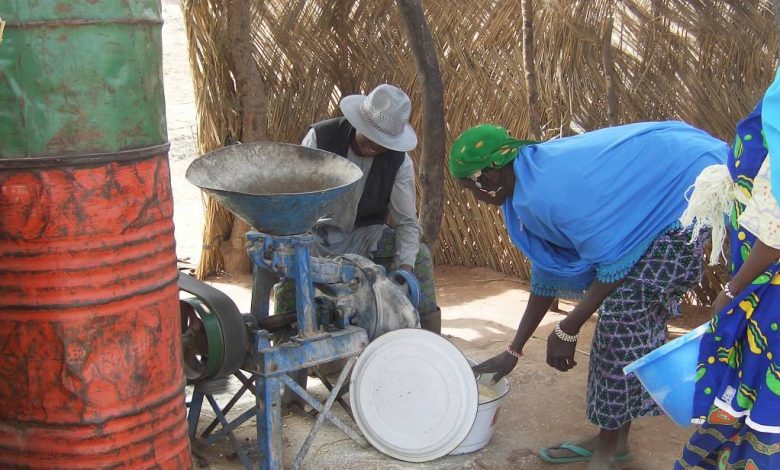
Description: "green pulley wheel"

(180, 296), (247, 382)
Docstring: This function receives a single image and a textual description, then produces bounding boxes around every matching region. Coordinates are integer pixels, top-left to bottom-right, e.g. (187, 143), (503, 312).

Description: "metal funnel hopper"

(186, 142), (363, 235)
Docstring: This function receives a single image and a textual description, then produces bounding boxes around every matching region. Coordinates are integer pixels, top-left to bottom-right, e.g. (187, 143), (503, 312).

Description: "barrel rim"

(0, 143), (170, 169)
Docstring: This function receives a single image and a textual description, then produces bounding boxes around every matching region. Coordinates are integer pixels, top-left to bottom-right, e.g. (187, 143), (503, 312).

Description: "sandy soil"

(161, 1), (709, 468)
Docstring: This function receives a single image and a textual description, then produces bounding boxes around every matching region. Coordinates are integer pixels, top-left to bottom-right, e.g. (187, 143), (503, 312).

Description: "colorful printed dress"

(676, 101), (780, 469)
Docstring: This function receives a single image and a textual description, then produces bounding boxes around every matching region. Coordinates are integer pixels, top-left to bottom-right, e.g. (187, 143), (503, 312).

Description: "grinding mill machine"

(181, 143), (421, 469)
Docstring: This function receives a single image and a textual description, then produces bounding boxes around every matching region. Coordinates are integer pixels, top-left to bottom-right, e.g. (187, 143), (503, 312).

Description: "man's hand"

(472, 351), (518, 384)
(546, 330), (577, 372)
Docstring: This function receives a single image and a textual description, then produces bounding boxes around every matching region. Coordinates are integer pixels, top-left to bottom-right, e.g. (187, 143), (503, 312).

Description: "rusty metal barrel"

(0, 1), (191, 468)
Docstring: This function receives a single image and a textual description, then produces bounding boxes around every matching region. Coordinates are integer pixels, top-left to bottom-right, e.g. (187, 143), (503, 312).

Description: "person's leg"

(410, 243), (440, 333)
(587, 423), (630, 470)
(272, 279), (296, 315)
(540, 286), (642, 463)
(543, 228), (704, 464)
(541, 430), (630, 465)
(540, 279), (643, 463)
(271, 280), (309, 409)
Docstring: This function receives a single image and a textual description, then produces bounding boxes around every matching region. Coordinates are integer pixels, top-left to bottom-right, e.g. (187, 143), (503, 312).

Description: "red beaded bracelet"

(506, 345), (523, 358)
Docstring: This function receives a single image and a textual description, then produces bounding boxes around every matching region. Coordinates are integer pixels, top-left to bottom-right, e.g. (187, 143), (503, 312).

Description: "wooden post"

(395, 0), (446, 247)
(220, 0), (270, 274)
(521, 0), (541, 140)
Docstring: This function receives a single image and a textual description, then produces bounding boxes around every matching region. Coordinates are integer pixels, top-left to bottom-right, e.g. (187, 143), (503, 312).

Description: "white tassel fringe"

(679, 164), (735, 266)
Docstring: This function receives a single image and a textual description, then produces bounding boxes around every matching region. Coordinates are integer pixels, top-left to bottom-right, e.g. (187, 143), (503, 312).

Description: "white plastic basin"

(450, 360), (511, 454)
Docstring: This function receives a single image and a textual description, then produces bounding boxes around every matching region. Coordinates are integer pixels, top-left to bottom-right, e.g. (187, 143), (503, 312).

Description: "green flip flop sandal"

(539, 441), (631, 464)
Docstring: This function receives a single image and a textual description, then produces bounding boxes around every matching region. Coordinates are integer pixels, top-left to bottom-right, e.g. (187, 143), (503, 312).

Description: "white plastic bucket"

(450, 362), (511, 454)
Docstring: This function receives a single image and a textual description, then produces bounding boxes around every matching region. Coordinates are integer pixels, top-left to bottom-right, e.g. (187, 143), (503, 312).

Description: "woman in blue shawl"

(450, 122), (727, 469)
(674, 75), (780, 469)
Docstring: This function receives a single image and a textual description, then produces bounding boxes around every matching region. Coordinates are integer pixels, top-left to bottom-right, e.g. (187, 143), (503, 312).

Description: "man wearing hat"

(274, 84), (439, 333)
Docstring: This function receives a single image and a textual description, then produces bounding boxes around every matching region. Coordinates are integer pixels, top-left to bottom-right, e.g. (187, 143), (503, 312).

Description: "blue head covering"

(501, 121), (728, 298)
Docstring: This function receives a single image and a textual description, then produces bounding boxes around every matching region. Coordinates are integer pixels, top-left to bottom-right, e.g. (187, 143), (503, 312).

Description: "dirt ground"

(161, 1), (709, 468)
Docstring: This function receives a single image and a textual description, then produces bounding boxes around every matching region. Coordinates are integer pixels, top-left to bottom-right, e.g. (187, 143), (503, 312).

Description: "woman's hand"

(541, 279), (621, 373)
(472, 351), (518, 384)
(546, 331), (578, 372)
(709, 289), (732, 317)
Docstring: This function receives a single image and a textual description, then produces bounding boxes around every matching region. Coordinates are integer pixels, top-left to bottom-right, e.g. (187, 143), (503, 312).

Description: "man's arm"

(387, 154), (422, 270)
(301, 128), (317, 148)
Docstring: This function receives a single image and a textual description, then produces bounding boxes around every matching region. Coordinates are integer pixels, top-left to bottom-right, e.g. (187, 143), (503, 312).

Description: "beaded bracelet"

(554, 322), (579, 343)
(723, 282), (736, 300)
(506, 345), (523, 358)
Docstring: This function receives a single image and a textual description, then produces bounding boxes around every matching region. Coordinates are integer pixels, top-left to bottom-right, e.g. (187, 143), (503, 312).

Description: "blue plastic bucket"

(623, 322), (710, 427)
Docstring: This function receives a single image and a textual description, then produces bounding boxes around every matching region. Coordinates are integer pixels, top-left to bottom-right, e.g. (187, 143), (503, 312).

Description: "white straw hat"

(339, 84), (418, 152)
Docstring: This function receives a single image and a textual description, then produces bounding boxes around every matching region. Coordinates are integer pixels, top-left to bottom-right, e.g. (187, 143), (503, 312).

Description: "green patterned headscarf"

(448, 124), (536, 178)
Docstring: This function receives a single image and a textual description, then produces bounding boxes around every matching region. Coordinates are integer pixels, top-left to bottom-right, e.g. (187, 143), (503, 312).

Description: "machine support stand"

(202, 370), (254, 436)
(311, 367), (353, 418)
(183, 221), (417, 469)
(290, 355), (367, 469)
(293, 242), (319, 339)
(186, 377), (257, 469)
(186, 390), (204, 440)
(251, 265), (276, 320)
(207, 394), (254, 469)
(256, 375), (284, 470)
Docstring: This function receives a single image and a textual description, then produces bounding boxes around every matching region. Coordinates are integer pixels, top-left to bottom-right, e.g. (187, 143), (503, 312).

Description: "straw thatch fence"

(181, 0), (778, 304)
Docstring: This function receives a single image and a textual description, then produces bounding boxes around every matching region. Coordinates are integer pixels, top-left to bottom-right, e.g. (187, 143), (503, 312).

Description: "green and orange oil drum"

(0, 1), (191, 468)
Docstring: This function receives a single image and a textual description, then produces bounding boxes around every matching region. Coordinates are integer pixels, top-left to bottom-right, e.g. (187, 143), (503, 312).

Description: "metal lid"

(349, 329), (478, 462)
